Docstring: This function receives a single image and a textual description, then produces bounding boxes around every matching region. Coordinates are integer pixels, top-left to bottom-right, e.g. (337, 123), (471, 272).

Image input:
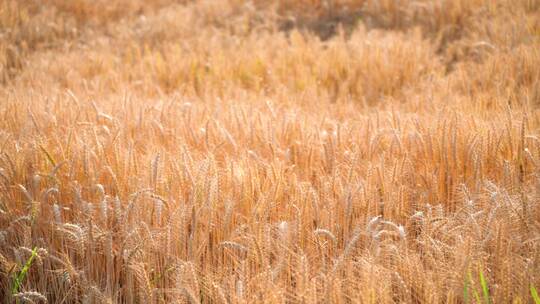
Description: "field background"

(1, 0), (540, 303)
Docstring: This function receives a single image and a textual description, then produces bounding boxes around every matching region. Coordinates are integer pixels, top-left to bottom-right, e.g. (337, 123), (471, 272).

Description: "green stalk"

(531, 285), (540, 304)
(478, 267), (490, 304)
(11, 247), (38, 295)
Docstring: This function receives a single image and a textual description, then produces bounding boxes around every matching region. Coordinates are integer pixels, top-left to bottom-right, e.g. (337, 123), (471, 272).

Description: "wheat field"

(1, 0), (540, 303)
